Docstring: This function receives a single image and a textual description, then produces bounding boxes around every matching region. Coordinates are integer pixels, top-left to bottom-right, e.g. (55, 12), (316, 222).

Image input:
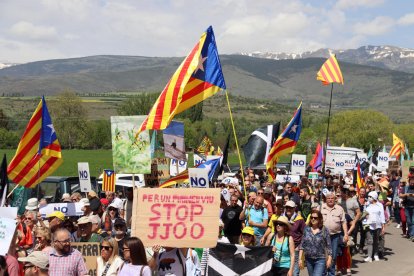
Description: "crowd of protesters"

(0, 166), (413, 276)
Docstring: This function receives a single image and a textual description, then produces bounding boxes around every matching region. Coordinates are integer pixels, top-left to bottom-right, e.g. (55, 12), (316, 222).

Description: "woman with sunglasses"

(270, 216), (295, 276)
(298, 210), (332, 276)
(96, 237), (124, 276)
(33, 227), (53, 254)
(118, 237), (151, 276)
(240, 226), (256, 246)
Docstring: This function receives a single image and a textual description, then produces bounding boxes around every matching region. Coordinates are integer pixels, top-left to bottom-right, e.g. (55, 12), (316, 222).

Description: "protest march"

(1, 25), (414, 276)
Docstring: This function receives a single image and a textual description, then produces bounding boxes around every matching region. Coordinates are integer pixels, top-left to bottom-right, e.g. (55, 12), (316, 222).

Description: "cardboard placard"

(144, 158), (170, 187)
(325, 148), (360, 174)
(0, 217), (17, 256)
(72, 243), (99, 275)
(275, 174), (300, 184)
(193, 154), (205, 167)
(308, 172), (318, 180)
(131, 188), (221, 248)
(291, 154), (307, 175)
(402, 160), (414, 180)
(39, 203), (83, 218)
(170, 155), (188, 176)
(0, 207), (18, 220)
(377, 152), (389, 171)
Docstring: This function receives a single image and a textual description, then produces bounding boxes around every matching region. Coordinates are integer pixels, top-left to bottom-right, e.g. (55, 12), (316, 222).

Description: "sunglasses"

(274, 222), (285, 227)
(24, 217), (33, 221)
(311, 216), (319, 220)
(100, 245), (112, 251)
(242, 233), (253, 237)
(108, 208), (117, 211)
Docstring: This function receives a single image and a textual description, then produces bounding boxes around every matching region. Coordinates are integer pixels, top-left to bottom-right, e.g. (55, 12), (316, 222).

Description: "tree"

(117, 93), (159, 115)
(329, 109), (393, 150)
(48, 91), (88, 149)
(0, 109), (9, 130)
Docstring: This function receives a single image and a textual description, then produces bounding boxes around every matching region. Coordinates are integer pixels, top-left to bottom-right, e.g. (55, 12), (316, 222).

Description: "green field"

(0, 148), (292, 177)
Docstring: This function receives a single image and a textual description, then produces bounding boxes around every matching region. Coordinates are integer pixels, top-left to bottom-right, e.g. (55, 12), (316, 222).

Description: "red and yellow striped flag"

(356, 161), (365, 195)
(159, 169), (189, 188)
(102, 169), (115, 192)
(138, 26), (226, 134)
(389, 133), (404, 158)
(316, 55), (344, 86)
(7, 97), (63, 188)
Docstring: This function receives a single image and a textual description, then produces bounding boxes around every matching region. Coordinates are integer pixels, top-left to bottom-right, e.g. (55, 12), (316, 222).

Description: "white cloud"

(398, 13), (414, 26)
(9, 21), (58, 41)
(353, 16), (395, 36)
(335, 0), (385, 9)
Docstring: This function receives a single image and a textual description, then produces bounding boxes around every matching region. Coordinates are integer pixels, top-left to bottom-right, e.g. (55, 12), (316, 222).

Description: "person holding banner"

(96, 237), (124, 276)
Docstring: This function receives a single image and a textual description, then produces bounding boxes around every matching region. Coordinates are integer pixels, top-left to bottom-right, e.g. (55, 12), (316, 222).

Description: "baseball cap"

(80, 198), (90, 206)
(242, 226), (255, 236)
(46, 211), (65, 221)
(100, 198), (109, 206)
(18, 251), (49, 270)
(77, 216), (91, 225)
(284, 200), (296, 208)
(368, 191), (378, 200)
(264, 187), (272, 194)
(88, 191), (97, 198)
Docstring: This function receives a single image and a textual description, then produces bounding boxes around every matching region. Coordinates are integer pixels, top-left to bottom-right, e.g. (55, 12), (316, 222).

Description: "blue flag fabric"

(197, 158), (221, 180)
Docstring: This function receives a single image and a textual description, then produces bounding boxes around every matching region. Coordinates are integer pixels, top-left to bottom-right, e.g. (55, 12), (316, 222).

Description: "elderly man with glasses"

(49, 228), (87, 276)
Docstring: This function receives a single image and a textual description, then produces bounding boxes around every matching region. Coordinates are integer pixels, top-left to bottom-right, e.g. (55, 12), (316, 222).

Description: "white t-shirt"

(118, 263), (151, 276)
(156, 249), (185, 276)
(96, 256), (124, 276)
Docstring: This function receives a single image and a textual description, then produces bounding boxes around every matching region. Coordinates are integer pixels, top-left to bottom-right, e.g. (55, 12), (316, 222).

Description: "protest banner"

(78, 162), (92, 192)
(357, 152), (368, 163)
(170, 155), (188, 176)
(325, 146), (363, 175)
(221, 188), (231, 203)
(0, 207), (17, 219)
(39, 203), (83, 218)
(163, 121), (186, 160)
(291, 154), (306, 175)
(221, 177), (239, 186)
(193, 154), (205, 167)
(308, 172), (318, 180)
(131, 188), (221, 248)
(189, 168), (209, 188)
(402, 160), (414, 180)
(72, 243), (99, 276)
(377, 152), (389, 171)
(275, 175), (300, 184)
(0, 217), (17, 256)
(111, 116), (151, 174)
(144, 158), (170, 187)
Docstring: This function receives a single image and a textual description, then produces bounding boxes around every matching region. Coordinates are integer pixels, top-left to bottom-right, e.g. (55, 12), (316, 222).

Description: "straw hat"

(274, 216), (291, 230)
(25, 198), (39, 211)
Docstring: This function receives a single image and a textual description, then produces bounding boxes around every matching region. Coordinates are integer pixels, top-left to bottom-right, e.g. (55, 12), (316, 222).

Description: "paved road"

(299, 223), (414, 275)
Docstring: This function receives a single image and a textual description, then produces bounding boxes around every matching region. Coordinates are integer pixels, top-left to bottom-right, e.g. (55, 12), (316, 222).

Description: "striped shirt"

(49, 248), (88, 276)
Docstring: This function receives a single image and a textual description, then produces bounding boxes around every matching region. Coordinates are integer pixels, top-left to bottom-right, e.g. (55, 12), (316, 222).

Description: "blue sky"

(0, 0), (413, 63)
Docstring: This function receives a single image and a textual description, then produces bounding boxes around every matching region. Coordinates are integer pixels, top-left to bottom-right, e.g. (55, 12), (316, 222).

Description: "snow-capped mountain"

(241, 45), (414, 73)
(0, 62), (17, 70)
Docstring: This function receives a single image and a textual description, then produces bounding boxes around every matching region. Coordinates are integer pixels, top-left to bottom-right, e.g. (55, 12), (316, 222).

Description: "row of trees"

(1, 92), (413, 158)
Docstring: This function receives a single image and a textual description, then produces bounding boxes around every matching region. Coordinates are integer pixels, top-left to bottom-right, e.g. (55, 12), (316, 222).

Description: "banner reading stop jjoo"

(132, 188), (220, 248)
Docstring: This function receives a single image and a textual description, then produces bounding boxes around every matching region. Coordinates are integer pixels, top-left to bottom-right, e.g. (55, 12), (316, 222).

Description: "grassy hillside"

(1, 55), (414, 122)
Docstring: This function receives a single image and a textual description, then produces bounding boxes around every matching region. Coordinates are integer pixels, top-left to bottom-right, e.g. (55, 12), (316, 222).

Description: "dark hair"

(0, 255), (8, 276)
(310, 210), (324, 229)
(124, 237), (148, 266)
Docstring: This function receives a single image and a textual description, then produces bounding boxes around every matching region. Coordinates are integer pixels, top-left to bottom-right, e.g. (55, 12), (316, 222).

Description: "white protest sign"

(357, 152), (368, 164)
(291, 154), (307, 175)
(377, 152), (389, 171)
(0, 217), (16, 256)
(189, 168), (209, 188)
(221, 177), (239, 186)
(0, 207), (18, 219)
(221, 188), (231, 203)
(78, 162), (92, 192)
(170, 155), (188, 176)
(39, 203), (83, 218)
(275, 175), (300, 184)
(325, 147), (362, 174)
(193, 154), (205, 167)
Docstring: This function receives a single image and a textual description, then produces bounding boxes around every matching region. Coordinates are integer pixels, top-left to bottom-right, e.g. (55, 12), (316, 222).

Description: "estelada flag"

(266, 102), (302, 181)
(316, 55), (344, 85)
(8, 96), (63, 188)
(389, 133), (404, 158)
(138, 26), (226, 133)
(102, 169), (115, 192)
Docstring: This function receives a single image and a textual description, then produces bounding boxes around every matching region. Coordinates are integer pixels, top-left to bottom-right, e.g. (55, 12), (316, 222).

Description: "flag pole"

(323, 83), (334, 173)
(225, 90), (247, 200)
